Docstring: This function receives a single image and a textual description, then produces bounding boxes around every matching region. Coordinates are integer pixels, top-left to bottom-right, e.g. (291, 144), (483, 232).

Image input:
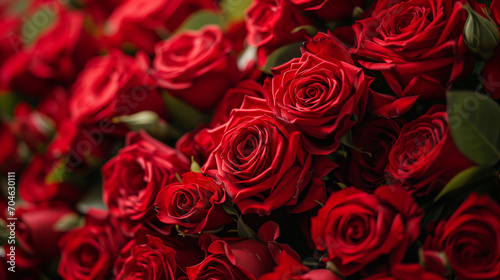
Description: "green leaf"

(53, 213), (83, 232)
(162, 92), (209, 132)
(0, 92), (20, 120)
(340, 131), (372, 157)
(176, 10), (224, 32)
(291, 25), (318, 36)
(434, 166), (498, 202)
(237, 217), (258, 239)
(222, 203), (239, 216)
(447, 91), (500, 166)
(261, 42), (303, 74)
(220, 0), (252, 22)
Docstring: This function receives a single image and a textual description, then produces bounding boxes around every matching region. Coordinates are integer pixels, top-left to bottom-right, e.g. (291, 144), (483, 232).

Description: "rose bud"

(176, 125), (214, 166)
(155, 172), (232, 234)
(421, 250), (452, 278)
(424, 193), (500, 280)
(245, 0), (312, 66)
(311, 186), (423, 276)
(103, 130), (190, 234)
(152, 25), (241, 111)
(463, 4), (499, 60)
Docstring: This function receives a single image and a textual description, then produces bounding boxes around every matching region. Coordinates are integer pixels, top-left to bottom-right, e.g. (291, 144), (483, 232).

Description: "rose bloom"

(0, 121), (21, 172)
(311, 186), (423, 276)
(103, 130), (190, 233)
(350, 0), (472, 109)
(155, 171), (232, 234)
(58, 210), (128, 280)
(18, 153), (84, 205)
(203, 96), (335, 216)
(187, 222), (298, 280)
(289, 0), (365, 21)
(361, 263), (446, 280)
(0, 10), (99, 99)
(114, 235), (177, 280)
(264, 34), (372, 155)
(176, 125), (214, 166)
(260, 250), (343, 280)
(424, 193), (500, 280)
(386, 106), (475, 196)
(335, 117), (405, 192)
(68, 50), (168, 131)
(106, 0), (216, 53)
(152, 25), (240, 111)
(11, 204), (76, 269)
(245, 0), (312, 65)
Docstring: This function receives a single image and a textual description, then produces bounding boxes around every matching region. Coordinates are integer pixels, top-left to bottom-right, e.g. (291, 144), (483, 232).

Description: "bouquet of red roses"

(1, 0), (500, 279)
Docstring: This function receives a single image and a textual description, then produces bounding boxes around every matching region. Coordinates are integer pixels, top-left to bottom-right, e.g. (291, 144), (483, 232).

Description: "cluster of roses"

(1, 0), (500, 279)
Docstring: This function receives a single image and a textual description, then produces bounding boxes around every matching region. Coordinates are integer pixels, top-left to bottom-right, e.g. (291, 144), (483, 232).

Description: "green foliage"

(447, 91), (500, 166)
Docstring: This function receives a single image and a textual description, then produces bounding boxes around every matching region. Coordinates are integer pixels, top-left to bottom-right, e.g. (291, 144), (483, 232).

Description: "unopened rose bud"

(463, 5), (499, 60)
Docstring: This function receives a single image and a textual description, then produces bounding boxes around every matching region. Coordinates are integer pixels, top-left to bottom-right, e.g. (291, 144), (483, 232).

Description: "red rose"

(483, 43), (500, 99)
(350, 0), (473, 109)
(386, 106), (475, 196)
(245, 0), (312, 65)
(58, 209), (128, 280)
(424, 193), (500, 280)
(11, 204), (76, 269)
(152, 25), (241, 111)
(103, 130), (190, 233)
(0, 10), (99, 98)
(260, 250), (343, 280)
(290, 0), (365, 21)
(187, 222), (297, 280)
(0, 121), (21, 172)
(311, 186), (423, 276)
(203, 97), (335, 216)
(155, 171), (232, 234)
(11, 102), (54, 152)
(0, 16), (20, 66)
(176, 125), (215, 166)
(19, 153), (84, 205)
(106, 0), (216, 53)
(264, 43), (371, 154)
(48, 120), (114, 171)
(114, 235), (177, 280)
(335, 117), (405, 192)
(361, 263), (446, 280)
(68, 50), (168, 131)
